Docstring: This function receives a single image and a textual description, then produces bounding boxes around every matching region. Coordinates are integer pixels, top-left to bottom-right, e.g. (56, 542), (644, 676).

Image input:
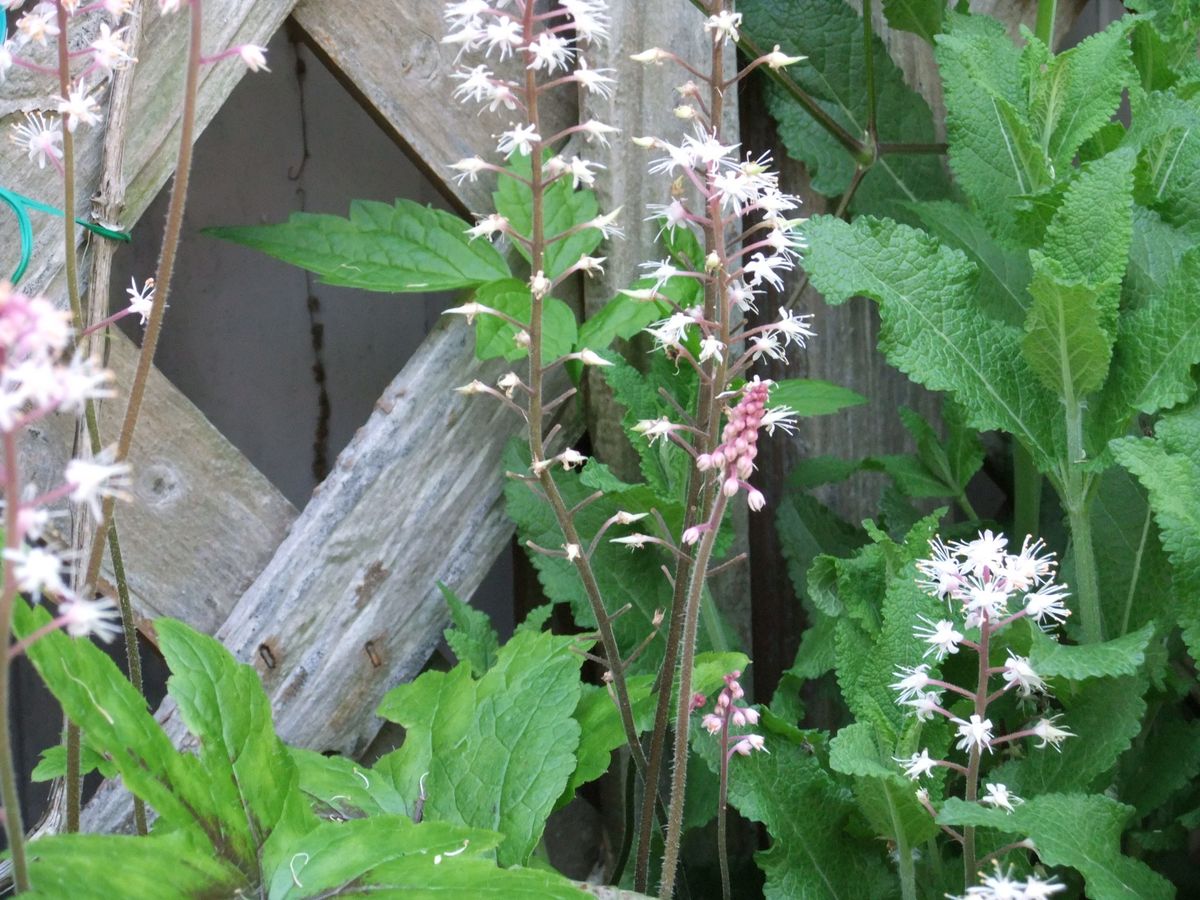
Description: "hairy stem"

(1062, 400), (1102, 642)
(0, 432), (30, 890)
(962, 615), (991, 888)
(717, 720), (731, 900)
(1035, 0), (1058, 48)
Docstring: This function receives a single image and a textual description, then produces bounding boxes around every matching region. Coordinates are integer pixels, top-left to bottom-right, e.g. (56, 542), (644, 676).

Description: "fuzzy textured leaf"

(206, 200), (509, 292)
(1026, 620), (1155, 679)
(441, 582), (499, 676)
(804, 214), (1061, 472)
(938, 794), (1173, 899)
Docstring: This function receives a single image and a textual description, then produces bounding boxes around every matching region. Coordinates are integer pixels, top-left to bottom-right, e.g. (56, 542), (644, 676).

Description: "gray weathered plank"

(3, 0), (301, 631)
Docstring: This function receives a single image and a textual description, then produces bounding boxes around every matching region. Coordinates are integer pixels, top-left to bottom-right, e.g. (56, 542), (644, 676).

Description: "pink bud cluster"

(696, 377), (772, 510)
(699, 670), (766, 758)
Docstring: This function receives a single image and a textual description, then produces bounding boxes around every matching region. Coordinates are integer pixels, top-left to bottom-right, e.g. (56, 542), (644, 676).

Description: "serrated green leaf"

(206, 200), (509, 292)
(898, 404), (984, 498)
(804, 214), (1062, 473)
(360, 855), (590, 898)
(881, 0), (943, 43)
(1025, 18), (1137, 173)
(292, 747), (411, 819)
(13, 603), (218, 837)
(906, 200), (1032, 326)
(31, 740), (116, 782)
(936, 13), (1051, 241)
(1125, 206), (1194, 308)
(474, 279), (577, 363)
(494, 153), (601, 280)
(377, 629), (582, 867)
(1128, 89), (1200, 231)
(1128, 0), (1200, 91)
(25, 830), (245, 899)
(1119, 709), (1200, 818)
(1021, 255), (1114, 400)
(1027, 620), (1155, 679)
(158, 619), (314, 877)
(440, 582), (499, 677)
(777, 490), (866, 603)
(744, 0), (949, 215)
(938, 794), (1173, 899)
(576, 285), (670, 355)
(769, 378), (867, 416)
(695, 730), (894, 899)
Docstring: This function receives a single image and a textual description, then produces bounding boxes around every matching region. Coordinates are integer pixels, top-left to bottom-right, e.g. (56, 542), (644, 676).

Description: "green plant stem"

(1119, 507), (1152, 637)
(1012, 441), (1041, 542)
(892, 813), (916, 900)
(1062, 401), (1102, 642)
(717, 724), (731, 900)
(1035, 0), (1058, 48)
(659, 492), (729, 899)
(0, 432), (30, 891)
(862, 0), (878, 143)
(81, 0), (203, 597)
(519, 2), (645, 781)
(962, 615), (992, 889)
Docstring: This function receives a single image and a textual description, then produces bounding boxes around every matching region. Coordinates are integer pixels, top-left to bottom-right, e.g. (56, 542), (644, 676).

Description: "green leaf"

(907, 200), (1032, 326)
(1119, 708), (1200, 818)
(743, 0), (950, 215)
(901, 403), (984, 498)
(441, 582), (499, 676)
(881, 0), (943, 43)
(1128, 89), (1200, 231)
(828, 722), (938, 847)
(362, 855), (590, 898)
(205, 199), (509, 292)
(695, 728), (893, 899)
(377, 629), (583, 867)
(1021, 255), (1114, 400)
(292, 747), (411, 819)
(1127, 0), (1200, 91)
(31, 740), (116, 782)
(1026, 18), (1137, 173)
(25, 830), (245, 899)
(804, 214), (1062, 473)
(1027, 620), (1155, 679)
(938, 794), (1173, 899)
(936, 13), (1051, 241)
(769, 378), (867, 417)
(158, 619), (314, 876)
(474, 279), (577, 363)
(13, 603), (218, 836)
(576, 286), (670, 355)
(494, 153), (601, 280)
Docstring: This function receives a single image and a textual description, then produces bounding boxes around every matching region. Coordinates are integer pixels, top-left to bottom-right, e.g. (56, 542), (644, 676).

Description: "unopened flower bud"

(631, 47), (670, 64)
(576, 348), (612, 367)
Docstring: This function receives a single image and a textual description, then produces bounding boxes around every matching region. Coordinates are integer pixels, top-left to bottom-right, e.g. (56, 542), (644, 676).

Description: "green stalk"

(1012, 441), (1041, 542)
(1035, 0), (1058, 48)
(1062, 401), (1102, 642)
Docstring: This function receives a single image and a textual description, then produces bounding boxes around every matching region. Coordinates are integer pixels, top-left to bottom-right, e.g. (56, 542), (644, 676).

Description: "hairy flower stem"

(1062, 399), (1102, 642)
(519, 5), (644, 779)
(54, 2), (145, 834)
(82, 0), (204, 599)
(0, 433), (30, 890)
(962, 614), (992, 887)
(717, 716), (732, 900)
(660, 492), (729, 899)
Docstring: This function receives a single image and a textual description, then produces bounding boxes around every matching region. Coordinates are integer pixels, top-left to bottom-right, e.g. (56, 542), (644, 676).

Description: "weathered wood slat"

(3, 0), (301, 631)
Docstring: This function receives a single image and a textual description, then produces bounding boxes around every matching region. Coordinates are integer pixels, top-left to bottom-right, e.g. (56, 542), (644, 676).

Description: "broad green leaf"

(1026, 620), (1155, 679)
(13, 603), (217, 835)
(695, 726), (893, 899)
(769, 378), (867, 416)
(1124, 206), (1194, 309)
(503, 441), (685, 673)
(1127, 0), (1200, 90)
(828, 722), (938, 847)
(1112, 404), (1200, 658)
(938, 794), (1174, 899)
(901, 403), (985, 498)
(1021, 256), (1114, 400)
(158, 619), (314, 878)
(1119, 708), (1200, 818)
(743, 0), (950, 216)
(881, 0), (943, 43)
(206, 200), (509, 292)
(263, 818), (506, 899)
(804, 214), (1062, 473)
(1128, 89), (1200, 231)
(990, 674), (1148, 795)
(907, 200), (1032, 326)
(440, 582), (499, 676)
(494, 153), (601, 279)
(1025, 18), (1137, 172)
(575, 283), (670, 355)
(25, 830), (245, 899)
(378, 629), (583, 867)
(1038, 149), (1135, 336)
(1094, 246), (1200, 444)
(474, 278), (577, 363)
(936, 13), (1050, 241)
(360, 856), (590, 898)
(291, 748), (411, 819)
(777, 490), (866, 605)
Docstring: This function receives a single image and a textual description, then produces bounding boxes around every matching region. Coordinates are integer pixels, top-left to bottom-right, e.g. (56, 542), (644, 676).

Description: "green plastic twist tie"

(1, 186), (131, 286)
